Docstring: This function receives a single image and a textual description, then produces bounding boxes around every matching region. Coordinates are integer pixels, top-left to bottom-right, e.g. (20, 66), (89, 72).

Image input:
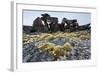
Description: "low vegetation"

(23, 30), (90, 60)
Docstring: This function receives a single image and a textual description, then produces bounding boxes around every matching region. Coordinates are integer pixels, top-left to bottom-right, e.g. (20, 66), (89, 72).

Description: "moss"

(78, 31), (90, 40)
(63, 42), (73, 51)
(70, 37), (80, 41)
(45, 35), (55, 41)
(52, 45), (64, 58)
(79, 31), (89, 35)
(37, 42), (55, 51)
(23, 30), (91, 60)
(39, 33), (53, 40)
(79, 35), (90, 40)
(51, 43), (72, 59)
(67, 32), (78, 38)
(54, 32), (65, 38)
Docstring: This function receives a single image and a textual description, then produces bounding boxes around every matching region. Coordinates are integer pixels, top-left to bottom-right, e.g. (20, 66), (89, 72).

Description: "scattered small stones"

(23, 42), (55, 62)
(23, 30), (91, 62)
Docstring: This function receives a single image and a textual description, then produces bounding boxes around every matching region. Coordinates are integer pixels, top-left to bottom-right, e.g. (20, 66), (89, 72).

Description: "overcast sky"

(23, 10), (91, 26)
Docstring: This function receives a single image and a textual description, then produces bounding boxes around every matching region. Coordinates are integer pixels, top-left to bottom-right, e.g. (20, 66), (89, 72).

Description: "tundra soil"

(23, 30), (91, 62)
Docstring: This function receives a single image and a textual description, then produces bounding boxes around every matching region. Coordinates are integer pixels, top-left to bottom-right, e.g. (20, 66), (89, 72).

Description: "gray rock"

(51, 38), (69, 45)
(23, 43), (55, 62)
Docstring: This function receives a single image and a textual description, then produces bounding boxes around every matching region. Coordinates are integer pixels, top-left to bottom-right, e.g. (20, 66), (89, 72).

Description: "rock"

(66, 40), (91, 60)
(23, 43), (55, 62)
(51, 38), (69, 45)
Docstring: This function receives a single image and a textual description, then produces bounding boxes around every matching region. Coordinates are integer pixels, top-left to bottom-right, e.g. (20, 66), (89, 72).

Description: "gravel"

(23, 42), (55, 62)
(23, 31), (91, 62)
(66, 40), (91, 60)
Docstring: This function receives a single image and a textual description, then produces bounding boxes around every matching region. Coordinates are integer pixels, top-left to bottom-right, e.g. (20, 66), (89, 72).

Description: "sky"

(23, 10), (91, 26)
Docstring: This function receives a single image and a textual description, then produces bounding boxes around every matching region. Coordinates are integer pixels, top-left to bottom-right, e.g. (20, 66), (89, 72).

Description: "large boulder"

(61, 18), (79, 32)
(78, 23), (91, 30)
(41, 13), (59, 32)
(31, 17), (49, 33)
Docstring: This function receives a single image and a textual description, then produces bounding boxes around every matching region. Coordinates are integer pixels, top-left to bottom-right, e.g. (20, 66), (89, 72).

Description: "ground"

(23, 30), (91, 62)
